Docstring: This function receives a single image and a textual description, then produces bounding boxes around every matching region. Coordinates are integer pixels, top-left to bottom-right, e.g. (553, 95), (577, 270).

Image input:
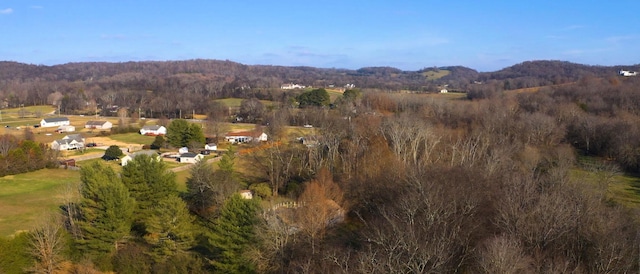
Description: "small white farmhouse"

(140, 125), (167, 136)
(85, 120), (113, 130)
(179, 152), (204, 163)
(205, 143), (217, 151)
(56, 125), (75, 133)
(224, 130), (268, 144)
(40, 117), (70, 128)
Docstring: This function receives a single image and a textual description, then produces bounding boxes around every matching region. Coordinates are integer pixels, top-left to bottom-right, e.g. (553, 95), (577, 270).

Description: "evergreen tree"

(166, 119), (205, 148)
(150, 135), (165, 149)
(0, 232), (32, 273)
(144, 196), (196, 260)
(166, 119), (189, 148)
(76, 162), (134, 265)
(296, 88), (330, 107)
(187, 123), (206, 149)
(103, 145), (123, 160)
(208, 194), (260, 273)
(217, 146), (236, 173)
(120, 154), (177, 228)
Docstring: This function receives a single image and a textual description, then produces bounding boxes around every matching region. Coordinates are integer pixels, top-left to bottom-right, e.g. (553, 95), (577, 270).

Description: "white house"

(121, 150), (161, 166)
(140, 125), (167, 136)
(178, 147), (189, 154)
(56, 125), (75, 133)
(51, 134), (85, 150)
(440, 89), (448, 93)
(85, 120), (113, 130)
(204, 143), (218, 151)
(620, 70), (638, 77)
(225, 130), (268, 144)
(281, 83), (306, 90)
(40, 117), (70, 128)
(179, 152), (204, 163)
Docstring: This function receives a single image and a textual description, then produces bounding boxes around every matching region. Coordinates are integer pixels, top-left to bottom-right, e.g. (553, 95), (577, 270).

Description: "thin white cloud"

(560, 25), (584, 31)
(101, 34), (127, 40)
(545, 35), (566, 40)
(563, 47), (611, 55)
(0, 8), (13, 14)
(605, 35), (637, 44)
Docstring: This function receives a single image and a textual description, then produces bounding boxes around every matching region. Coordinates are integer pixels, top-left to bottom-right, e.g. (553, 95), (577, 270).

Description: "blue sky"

(1, 1), (639, 71)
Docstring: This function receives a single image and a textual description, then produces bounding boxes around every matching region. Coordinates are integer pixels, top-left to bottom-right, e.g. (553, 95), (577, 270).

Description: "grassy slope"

(0, 169), (80, 237)
(571, 155), (640, 207)
(214, 98), (275, 108)
(421, 69), (451, 80)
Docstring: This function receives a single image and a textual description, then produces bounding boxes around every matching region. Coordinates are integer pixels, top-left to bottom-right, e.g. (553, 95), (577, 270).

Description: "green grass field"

(175, 169), (190, 192)
(324, 89), (344, 103)
(389, 92), (467, 102)
(421, 69), (451, 80)
(214, 98), (275, 108)
(108, 132), (156, 145)
(0, 168), (80, 237)
(571, 156), (640, 207)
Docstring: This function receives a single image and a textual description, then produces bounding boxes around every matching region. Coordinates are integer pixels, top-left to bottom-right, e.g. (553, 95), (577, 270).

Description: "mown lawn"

(0, 168), (80, 237)
(108, 132), (156, 145)
(175, 169), (190, 192)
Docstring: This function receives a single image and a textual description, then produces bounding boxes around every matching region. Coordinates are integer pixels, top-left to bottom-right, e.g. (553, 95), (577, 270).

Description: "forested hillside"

(0, 59), (635, 119)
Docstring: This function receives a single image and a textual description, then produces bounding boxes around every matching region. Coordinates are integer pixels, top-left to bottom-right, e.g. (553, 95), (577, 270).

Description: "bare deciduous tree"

(296, 168), (344, 254)
(29, 214), (67, 274)
(476, 236), (533, 274)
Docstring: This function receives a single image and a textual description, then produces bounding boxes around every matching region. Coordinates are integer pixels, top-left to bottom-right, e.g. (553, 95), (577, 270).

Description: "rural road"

(168, 156), (221, 172)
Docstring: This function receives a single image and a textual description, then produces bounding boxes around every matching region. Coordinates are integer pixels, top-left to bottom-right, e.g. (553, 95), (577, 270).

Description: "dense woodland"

(2, 60), (640, 273)
(0, 59), (637, 118)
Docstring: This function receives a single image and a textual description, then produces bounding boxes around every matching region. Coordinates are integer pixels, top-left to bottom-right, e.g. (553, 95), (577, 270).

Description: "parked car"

(86, 142), (97, 147)
(200, 150), (210, 155)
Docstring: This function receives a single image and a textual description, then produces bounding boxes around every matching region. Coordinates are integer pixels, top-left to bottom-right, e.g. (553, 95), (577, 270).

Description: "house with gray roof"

(40, 117), (70, 128)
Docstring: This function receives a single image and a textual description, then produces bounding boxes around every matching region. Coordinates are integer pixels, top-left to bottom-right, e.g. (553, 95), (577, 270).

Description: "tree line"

(0, 134), (58, 176)
(2, 59), (636, 119)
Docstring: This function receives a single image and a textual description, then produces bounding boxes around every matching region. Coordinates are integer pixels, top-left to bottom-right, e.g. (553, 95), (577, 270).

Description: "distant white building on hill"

(281, 83), (306, 89)
(619, 70), (638, 77)
(140, 125), (167, 136)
